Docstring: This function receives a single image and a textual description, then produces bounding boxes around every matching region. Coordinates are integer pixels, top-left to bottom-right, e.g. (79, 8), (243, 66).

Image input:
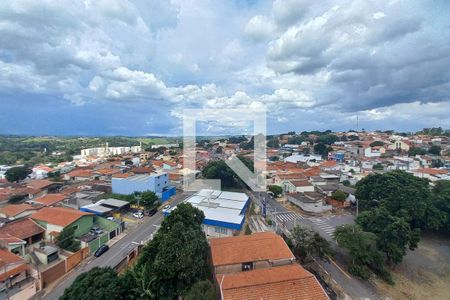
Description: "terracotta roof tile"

(0, 218), (45, 240)
(32, 193), (67, 206)
(210, 232), (294, 267)
(0, 203), (39, 217)
(31, 207), (92, 227)
(219, 264), (329, 300)
(26, 179), (55, 190)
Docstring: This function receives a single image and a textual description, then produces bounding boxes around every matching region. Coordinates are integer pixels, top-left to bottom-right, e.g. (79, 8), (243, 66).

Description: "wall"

(65, 247), (89, 272)
(73, 215), (94, 237)
(112, 174), (169, 195)
(40, 260), (65, 288)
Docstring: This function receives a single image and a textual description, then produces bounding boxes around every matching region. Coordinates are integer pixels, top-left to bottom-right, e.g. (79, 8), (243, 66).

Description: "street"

(251, 191), (382, 300)
(42, 193), (187, 300)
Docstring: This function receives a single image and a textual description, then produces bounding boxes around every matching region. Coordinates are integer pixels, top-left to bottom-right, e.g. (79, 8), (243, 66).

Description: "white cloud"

(245, 15), (276, 42)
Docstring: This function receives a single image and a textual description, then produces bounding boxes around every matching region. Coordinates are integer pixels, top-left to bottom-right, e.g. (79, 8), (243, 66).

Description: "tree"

(290, 226), (333, 262)
(334, 225), (391, 282)
(342, 180), (351, 186)
(355, 170), (431, 229)
(56, 226), (81, 252)
(331, 190), (347, 201)
(316, 134), (339, 145)
(268, 185), (283, 197)
(267, 138), (279, 148)
(184, 280), (216, 300)
(356, 207), (420, 264)
(61, 267), (124, 300)
(140, 191), (159, 210)
(372, 163), (384, 170)
(369, 141), (385, 147)
(5, 166), (31, 182)
(408, 147), (427, 156)
(313, 143), (327, 156)
(202, 157), (254, 189)
(429, 180), (450, 231)
(244, 224), (252, 235)
(428, 145), (442, 155)
(128, 203), (210, 299)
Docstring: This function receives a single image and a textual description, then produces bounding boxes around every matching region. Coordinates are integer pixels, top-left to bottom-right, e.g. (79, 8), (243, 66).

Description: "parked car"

(107, 217), (114, 221)
(162, 204), (171, 211)
(133, 212), (144, 219)
(93, 227), (103, 234)
(94, 245), (109, 257)
(148, 208), (157, 216)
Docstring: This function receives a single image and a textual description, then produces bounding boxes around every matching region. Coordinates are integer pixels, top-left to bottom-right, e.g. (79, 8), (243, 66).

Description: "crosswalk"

(274, 212), (304, 223)
(310, 218), (336, 236)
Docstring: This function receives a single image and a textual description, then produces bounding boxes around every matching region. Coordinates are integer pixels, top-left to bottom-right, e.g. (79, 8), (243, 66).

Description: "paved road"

(251, 192), (382, 300)
(43, 193), (187, 300)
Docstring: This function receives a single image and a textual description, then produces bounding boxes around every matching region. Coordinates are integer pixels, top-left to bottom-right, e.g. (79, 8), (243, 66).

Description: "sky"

(0, 0), (449, 136)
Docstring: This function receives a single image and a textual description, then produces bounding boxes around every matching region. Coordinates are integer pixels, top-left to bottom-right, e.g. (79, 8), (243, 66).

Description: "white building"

(165, 189), (249, 237)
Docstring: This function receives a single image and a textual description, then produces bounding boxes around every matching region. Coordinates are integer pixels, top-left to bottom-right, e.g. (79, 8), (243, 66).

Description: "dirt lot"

(373, 233), (450, 300)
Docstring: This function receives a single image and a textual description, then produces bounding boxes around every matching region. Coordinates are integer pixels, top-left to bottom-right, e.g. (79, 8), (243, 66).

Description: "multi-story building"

(111, 173), (175, 200)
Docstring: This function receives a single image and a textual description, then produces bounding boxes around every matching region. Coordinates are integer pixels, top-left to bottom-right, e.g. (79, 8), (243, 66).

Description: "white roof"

(182, 189), (249, 225)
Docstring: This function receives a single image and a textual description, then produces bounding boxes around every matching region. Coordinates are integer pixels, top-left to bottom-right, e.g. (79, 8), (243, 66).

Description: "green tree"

(428, 145), (442, 155)
(61, 267), (124, 300)
(5, 166), (31, 182)
(313, 143), (328, 155)
(202, 157), (253, 189)
(372, 163), (384, 170)
(244, 224), (252, 235)
(268, 185), (283, 197)
(184, 280), (216, 300)
(140, 191), (159, 210)
(267, 138), (279, 148)
(331, 190), (348, 201)
(355, 170), (431, 228)
(429, 180), (450, 231)
(334, 225), (391, 282)
(369, 141), (385, 147)
(290, 226), (333, 263)
(129, 203), (209, 299)
(408, 147), (427, 156)
(55, 226), (81, 252)
(356, 207), (420, 264)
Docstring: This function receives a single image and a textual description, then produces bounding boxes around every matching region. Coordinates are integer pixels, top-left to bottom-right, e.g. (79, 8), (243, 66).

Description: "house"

(410, 168), (450, 182)
(0, 249), (29, 291)
(0, 203), (42, 220)
(32, 165), (54, 179)
(30, 207), (94, 240)
(364, 146), (386, 157)
(283, 180), (315, 193)
(26, 179), (60, 196)
(0, 234), (27, 256)
(287, 193), (331, 215)
(387, 140), (410, 152)
(210, 232), (329, 300)
(0, 218), (45, 247)
(27, 193), (67, 207)
(112, 173), (175, 201)
(166, 189), (249, 237)
(63, 169), (94, 181)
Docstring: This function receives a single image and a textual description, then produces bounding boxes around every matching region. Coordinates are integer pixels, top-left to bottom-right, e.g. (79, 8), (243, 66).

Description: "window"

(214, 227), (227, 234)
(242, 262), (253, 271)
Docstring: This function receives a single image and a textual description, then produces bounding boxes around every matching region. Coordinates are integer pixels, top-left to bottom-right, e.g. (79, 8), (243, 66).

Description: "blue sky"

(0, 0), (449, 136)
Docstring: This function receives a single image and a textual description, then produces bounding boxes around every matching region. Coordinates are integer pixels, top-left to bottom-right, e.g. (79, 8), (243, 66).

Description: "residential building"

(27, 193), (67, 207)
(30, 207), (94, 240)
(0, 249), (29, 292)
(0, 203), (42, 220)
(210, 232), (329, 300)
(112, 173), (175, 200)
(0, 218), (45, 248)
(166, 189), (249, 237)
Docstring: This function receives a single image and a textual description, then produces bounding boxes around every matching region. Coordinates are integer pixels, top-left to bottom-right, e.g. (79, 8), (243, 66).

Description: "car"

(133, 212), (144, 219)
(148, 208), (157, 216)
(94, 245), (109, 257)
(107, 217), (114, 221)
(162, 204), (171, 211)
(93, 228), (103, 234)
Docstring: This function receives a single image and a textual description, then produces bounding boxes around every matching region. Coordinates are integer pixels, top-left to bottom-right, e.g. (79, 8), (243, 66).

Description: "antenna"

(356, 115), (359, 132)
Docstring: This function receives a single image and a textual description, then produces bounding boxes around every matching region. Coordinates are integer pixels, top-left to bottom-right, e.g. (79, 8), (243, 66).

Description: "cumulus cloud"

(0, 0), (449, 135)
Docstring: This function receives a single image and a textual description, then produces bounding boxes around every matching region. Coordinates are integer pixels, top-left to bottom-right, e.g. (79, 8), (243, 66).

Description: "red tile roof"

(32, 193), (67, 206)
(66, 169), (93, 178)
(0, 233), (25, 244)
(218, 264), (329, 300)
(26, 179), (55, 190)
(413, 168), (448, 175)
(210, 232), (294, 267)
(31, 207), (93, 227)
(0, 218), (45, 240)
(0, 203), (40, 217)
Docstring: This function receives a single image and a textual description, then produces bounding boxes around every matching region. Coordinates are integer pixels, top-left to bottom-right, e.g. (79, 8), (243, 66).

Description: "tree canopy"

(428, 145), (442, 155)
(268, 185), (283, 197)
(5, 166), (31, 182)
(61, 267), (124, 300)
(202, 156), (254, 188)
(55, 226), (81, 252)
(290, 226), (333, 263)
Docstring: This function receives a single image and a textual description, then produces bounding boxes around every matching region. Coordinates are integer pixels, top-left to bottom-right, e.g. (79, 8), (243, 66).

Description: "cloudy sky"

(1, 0), (449, 136)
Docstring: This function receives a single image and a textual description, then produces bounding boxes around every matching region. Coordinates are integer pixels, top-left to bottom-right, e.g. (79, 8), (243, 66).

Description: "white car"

(133, 212), (144, 219)
(162, 204), (171, 211)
